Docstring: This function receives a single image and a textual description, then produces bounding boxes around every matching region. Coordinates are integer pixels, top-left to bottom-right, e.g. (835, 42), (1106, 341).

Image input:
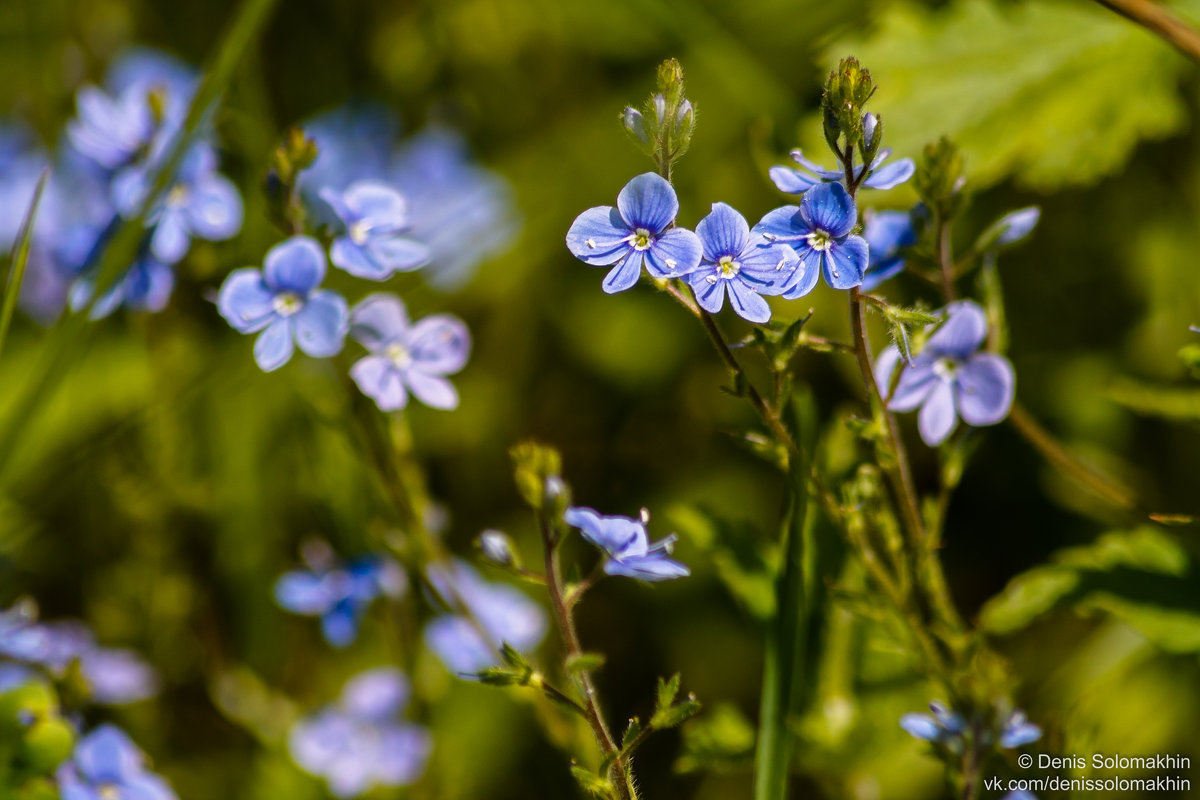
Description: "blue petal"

(374, 725), (432, 786)
(408, 315), (471, 374)
(472, 583), (547, 652)
(566, 206), (630, 266)
(752, 205), (808, 243)
(616, 172), (678, 233)
(275, 571), (334, 615)
(119, 774), (176, 800)
(342, 181), (409, 230)
(889, 363), (938, 413)
(800, 182), (857, 239)
(768, 165), (819, 195)
(996, 207), (1040, 245)
(186, 174), (243, 240)
(110, 166), (150, 218)
(340, 667), (410, 720)
(601, 252), (643, 294)
(927, 300), (988, 359)
(264, 236), (326, 294)
(365, 236), (430, 275)
(956, 353), (1015, 426)
(696, 202), (750, 261)
(899, 713), (942, 742)
(424, 615), (496, 674)
(330, 237), (387, 279)
(1000, 717), (1042, 749)
(823, 235), (868, 290)
(737, 242), (799, 296)
(217, 269), (275, 333)
(863, 157), (915, 190)
(565, 507), (646, 557)
(687, 270), (726, 314)
(124, 260), (175, 312)
(351, 293), (409, 352)
(321, 602), (360, 648)
(863, 210), (916, 257)
(254, 318), (295, 372)
(918, 380), (958, 446)
(781, 246), (822, 300)
(860, 256), (905, 291)
(726, 279), (772, 324)
(874, 345), (902, 401)
(150, 209), (191, 265)
(351, 355), (408, 411)
(644, 227), (703, 278)
(406, 370), (459, 410)
(73, 724), (143, 784)
(293, 290), (348, 358)
(605, 553), (690, 581)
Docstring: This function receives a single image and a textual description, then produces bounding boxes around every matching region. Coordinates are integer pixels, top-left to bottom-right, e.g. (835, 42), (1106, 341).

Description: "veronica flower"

(900, 701), (967, 745)
(217, 236), (349, 372)
(66, 83), (158, 170)
(275, 554), (406, 648)
(348, 293), (470, 412)
(70, 255), (175, 320)
(861, 209), (916, 291)
(564, 507), (689, 582)
(298, 102), (398, 215)
(875, 300), (1015, 446)
(423, 560), (547, 674)
(321, 181), (429, 279)
(289, 668), (431, 798)
(5, 620), (159, 705)
(112, 144), (243, 265)
(768, 147), (914, 194)
(992, 207), (1041, 247)
(685, 203), (797, 323)
(566, 172), (702, 293)
(998, 710), (1042, 748)
(56, 725), (176, 800)
(753, 182), (869, 296)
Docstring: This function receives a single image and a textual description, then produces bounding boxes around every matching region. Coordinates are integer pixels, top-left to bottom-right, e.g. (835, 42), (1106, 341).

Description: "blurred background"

(2, 0), (1200, 797)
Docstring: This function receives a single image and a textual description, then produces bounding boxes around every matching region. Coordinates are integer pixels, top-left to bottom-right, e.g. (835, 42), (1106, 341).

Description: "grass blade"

(0, 168), (49, 363)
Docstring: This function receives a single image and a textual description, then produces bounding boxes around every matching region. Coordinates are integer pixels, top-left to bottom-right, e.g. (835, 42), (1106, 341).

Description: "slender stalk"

(538, 512), (634, 800)
(0, 170), (48, 365)
(1092, 0), (1200, 64)
(935, 214), (956, 301)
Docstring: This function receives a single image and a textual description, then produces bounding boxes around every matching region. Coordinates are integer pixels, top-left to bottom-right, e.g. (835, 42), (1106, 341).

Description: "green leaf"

(570, 765), (615, 798)
(565, 652), (607, 675)
(621, 717), (644, 750)
(655, 674), (681, 713)
(675, 703), (756, 774)
(811, 0), (1192, 190)
(1105, 378), (1200, 422)
(0, 169), (47, 365)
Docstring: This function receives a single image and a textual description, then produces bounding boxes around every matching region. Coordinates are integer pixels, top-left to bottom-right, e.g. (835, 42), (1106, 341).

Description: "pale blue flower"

(998, 710), (1042, 749)
(900, 701), (966, 744)
(753, 182), (869, 296)
(321, 181), (429, 279)
(349, 293), (470, 412)
(217, 236), (349, 372)
(275, 554), (407, 648)
(564, 507), (689, 582)
(861, 209), (916, 291)
(56, 725), (176, 800)
(566, 172), (703, 293)
(769, 148), (914, 194)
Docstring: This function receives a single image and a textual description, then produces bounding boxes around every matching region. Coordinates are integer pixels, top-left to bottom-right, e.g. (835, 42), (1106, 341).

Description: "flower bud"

(862, 113), (877, 148)
(622, 107), (649, 146)
(652, 93), (668, 126)
(478, 530), (516, 567)
(675, 99), (694, 130)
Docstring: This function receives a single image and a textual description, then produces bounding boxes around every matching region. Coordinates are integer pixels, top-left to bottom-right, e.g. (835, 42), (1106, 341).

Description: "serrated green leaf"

(655, 674), (681, 713)
(622, 716), (644, 749)
(676, 703), (756, 774)
(651, 696), (702, 730)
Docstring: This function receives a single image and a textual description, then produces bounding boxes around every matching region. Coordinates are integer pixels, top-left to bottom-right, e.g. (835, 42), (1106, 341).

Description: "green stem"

(0, 170), (47, 365)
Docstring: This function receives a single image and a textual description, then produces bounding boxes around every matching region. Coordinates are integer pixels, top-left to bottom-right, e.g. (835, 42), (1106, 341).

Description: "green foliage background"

(2, 0), (1200, 798)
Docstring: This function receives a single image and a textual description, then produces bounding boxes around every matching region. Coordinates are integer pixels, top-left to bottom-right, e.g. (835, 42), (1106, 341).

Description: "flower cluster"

(289, 668), (432, 798)
(0, 48), (243, 321)
(901, 700), (1042, 751)
(274, 548), (407, 647)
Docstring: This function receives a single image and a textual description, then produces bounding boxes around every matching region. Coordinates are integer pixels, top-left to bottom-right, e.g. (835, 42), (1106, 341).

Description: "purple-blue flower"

(423, 560), (547, 674)
(993, 207), (1040, 246)
(753, 182), (869, 296)
(861, 209), (916, 291)
(112, 144), (243, 265)
(289, 668), (431, 798)
(66, 84), (157, 170)
(900, 701), (966, 745)
(875, 300), (1015, 446)
(998, 709), (1042, 749)
(217, 236), (349, 372)
(321, 181), (429, 279)
(768, 148), (914, 194)
(56, 724), (176, 800)
(685, 203), (798, 324)
(275, 553), (407, 648)
(566, 172), (703, 293)
(70, 255), (174, 320)
(564, 507), (689, 582)
(349, 293), (470, 412)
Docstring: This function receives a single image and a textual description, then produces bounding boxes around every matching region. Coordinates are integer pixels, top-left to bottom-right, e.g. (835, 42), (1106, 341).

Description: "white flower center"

(631, 228), (653, 251)
(99, 785), (121, 800)
(806, 229), (833, 252)
(273, 291), (303, 317)
(933, 357), (959, 380)
(385, 341), (412, 368)
(350, 220), (372, 246)
(718, 255), (740, 278)
(167, 184), (189, 207)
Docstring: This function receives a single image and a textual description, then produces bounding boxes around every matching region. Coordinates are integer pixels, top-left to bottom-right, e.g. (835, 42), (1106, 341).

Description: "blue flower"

(998, 709), (1042, 749)
(112, 145), (243, 265)
(900, 701), (966, 745)
(423, 560), (547, 675)
(69, 255), (175, 320)
(753, 182), (869, 295)
(768, 148), (914, 194)
(566, 172), (703, 293)
(56, 724), (176, 800)
(298, 102), (398, 215)
(349, 293), (471, 412)
(275, 553), (407, 648)
(564, 507), (689, 582)
(289, 668), (431, 798)
(875, 300), (1015, 446)
(389, 127), (520, 290)
(685, 203), (798, 324)
(0, 603), (47, 663)
(217, 236), (349, 372)
(861, 209), (916, 291)
(993, 207), (1040, 247)
(321, 181), (429, 279)
(66, 84), (157, 170)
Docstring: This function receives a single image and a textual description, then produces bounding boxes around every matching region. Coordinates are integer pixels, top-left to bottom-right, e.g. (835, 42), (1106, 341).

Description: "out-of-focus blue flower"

(998, 710), (1042, 749)
(753, 182), (869, 296)
(348, 293), (470, 412)
(992, 207), (1040, 247)
(57, 724), (176, 800)
(275, 553), (407, 648)
(685, 203), (797, 324)
(289, 668), (431, 798)
(875, 300), (1015, 446)
(861, 209), (916, 291)
(769, 148), (914, 194)
(112, 144), (242, 265)
(900, 701), (967, 745)
(1003, 792), (1037, 800)
(564, 507), (690, 582)
(566, 172), (703, 294)
(423, 560), (547, 675)
(105, 48), (198, 114)
(0, 662), (35, 692)
(0, 603), (47, 663)
(69, 255), (174, 320)
(389, 127), (520, 290)
(320, 182), (428, 279)
(217, 236), (349, 372)
(298, 102), (398, 214)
